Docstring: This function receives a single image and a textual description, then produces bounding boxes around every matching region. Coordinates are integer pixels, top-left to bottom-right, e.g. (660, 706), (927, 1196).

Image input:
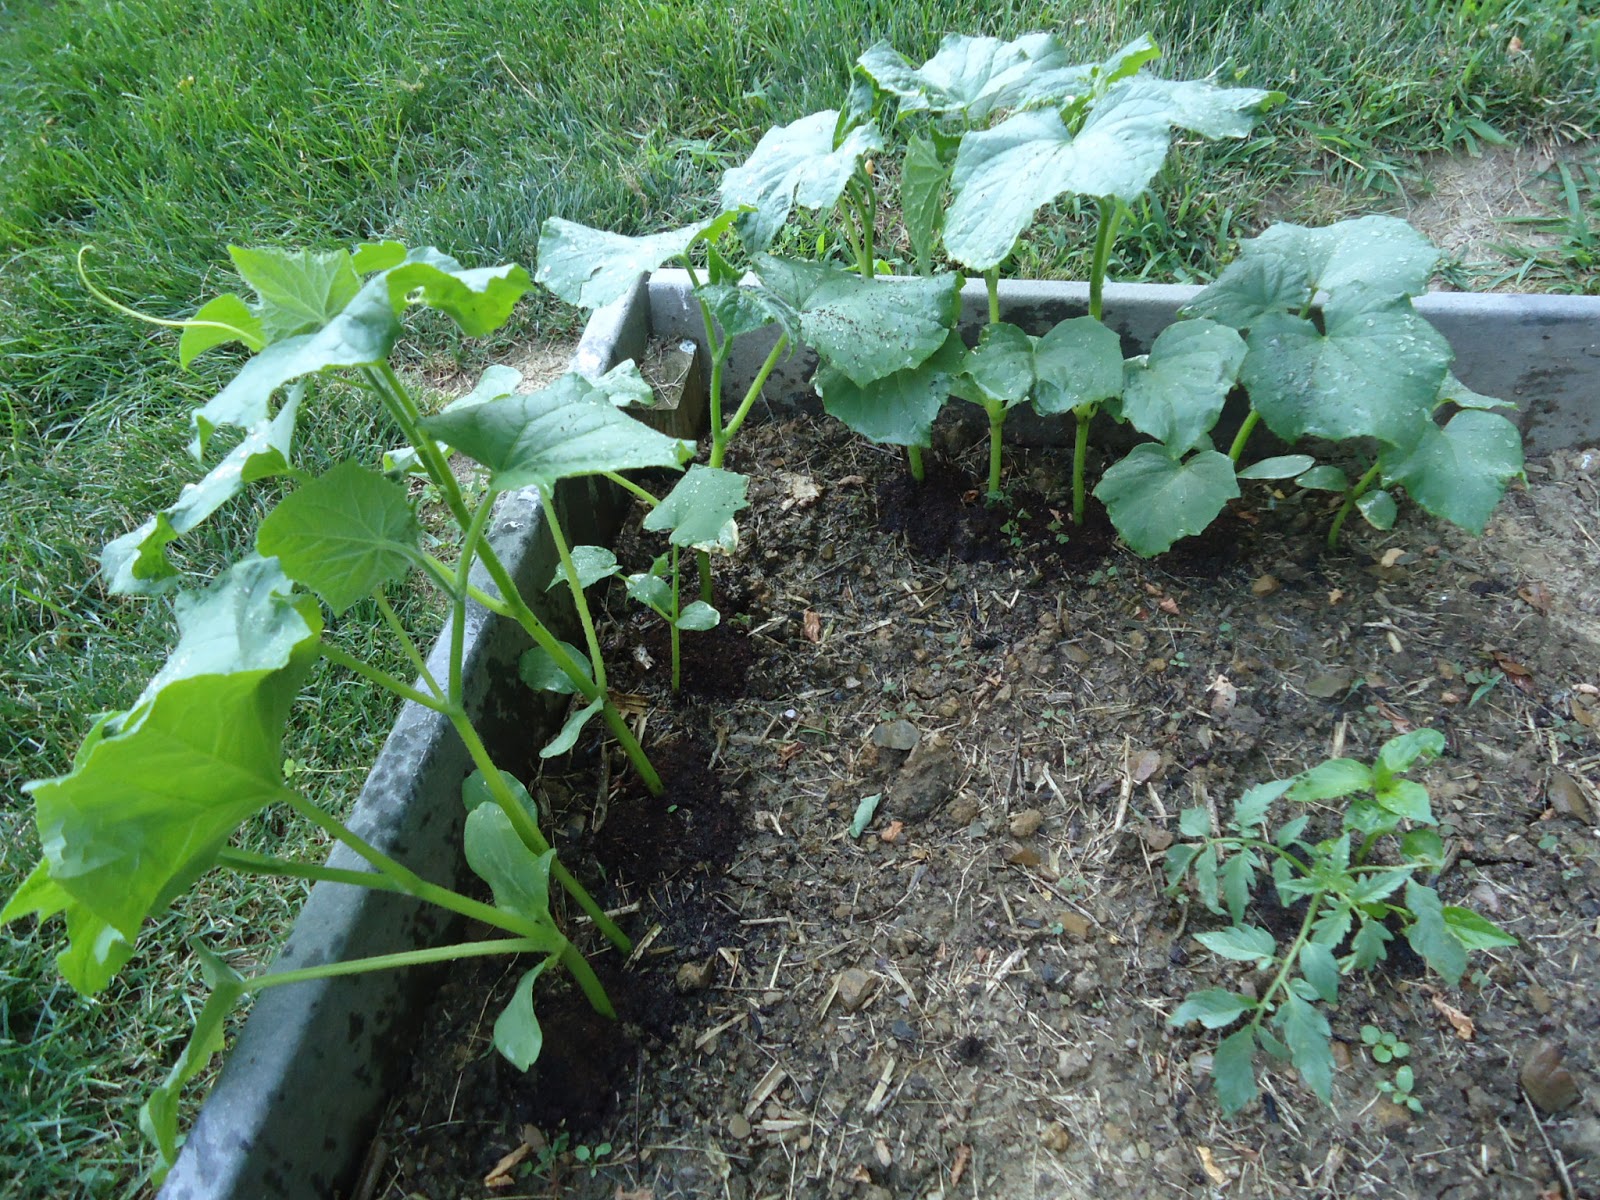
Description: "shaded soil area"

(372, 418), (1598, 1199)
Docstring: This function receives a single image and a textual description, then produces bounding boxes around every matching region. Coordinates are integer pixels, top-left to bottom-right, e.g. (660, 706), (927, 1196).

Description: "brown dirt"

(370, 418), (1600, 1200)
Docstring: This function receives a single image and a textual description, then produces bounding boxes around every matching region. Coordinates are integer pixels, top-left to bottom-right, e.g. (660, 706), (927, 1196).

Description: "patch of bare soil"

(373, 418), (1598, 1200)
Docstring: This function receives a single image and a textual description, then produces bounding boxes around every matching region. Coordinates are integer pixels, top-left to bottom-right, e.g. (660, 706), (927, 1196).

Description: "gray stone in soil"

(872, 718), (920, 752)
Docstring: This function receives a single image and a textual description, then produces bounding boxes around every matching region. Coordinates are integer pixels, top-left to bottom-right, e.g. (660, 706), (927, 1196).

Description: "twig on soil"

(1522, 1090), (1577, 1199)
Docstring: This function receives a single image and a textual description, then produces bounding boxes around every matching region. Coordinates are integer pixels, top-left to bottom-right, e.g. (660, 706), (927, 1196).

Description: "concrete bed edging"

(159, 267), (1598, 1198)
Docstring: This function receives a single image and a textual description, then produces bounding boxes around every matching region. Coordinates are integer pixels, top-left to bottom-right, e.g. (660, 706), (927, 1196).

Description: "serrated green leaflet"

(1404, 880), (1467, 984)
(1381, 410), (1524, 533)
(22, 559), (320, 944)
(944, 76), (1274, 270)
(189, 273), (401, 458)
(1171, 988), (1255, 1029)
(537, 213), (737, 309)
(1213, 1026), (1259, 1114)
(818, 330), (966, 447)
(1030, 317), (1124, 415)
(257, 462), (420, 615)
(1222, 852), (1256, 924)
(1290, 758), (1372, 801)
(102, 382), (303, 595)
(1242, 297), (1450, 447)
(1279, 991), (1334, 1102)
(1233, 779), (1291, 832)
(754, 256), (960, 387)
(494, 962), (552, 1071)
(644, 466), (750, 550)
(1298, 943), (1340, 1004)
(1118, 319), (1245, 454)
(178, 292), (265, 368)
(228, 245), (362, 343)
(1195, 924), (1276, 965)
(1094, 444), (1238, 556)
(1441, 907), (1517, 950)
(719, 111), (883, 251)
(420, 373), (690, 493)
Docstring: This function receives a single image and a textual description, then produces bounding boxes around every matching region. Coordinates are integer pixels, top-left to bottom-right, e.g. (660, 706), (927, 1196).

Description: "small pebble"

(872, 719), (920, 752)
(675, 959), (714, 993)
(836, 967), (876, 1012)
(728, 1113), (752, 1139)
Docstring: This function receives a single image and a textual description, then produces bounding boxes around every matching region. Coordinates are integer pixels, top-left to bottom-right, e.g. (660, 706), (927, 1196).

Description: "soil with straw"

(370, 414), (1598, 1200)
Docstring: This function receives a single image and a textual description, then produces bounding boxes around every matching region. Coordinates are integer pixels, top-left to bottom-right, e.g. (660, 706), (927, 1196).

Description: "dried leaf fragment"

(1251, 573), (1280, 597)
(1159, 596), (1180, 615)
(1196, 1144), (1230, 1185)
(802, 609), (822, 642)
(1381, 547), (1405, 568)
(483, 1142), (531, 1188)
(1430, 993), (1476, 1040)
(1129, 748), (1162, 784)
(950, 1144), (972, 1186)
(1517, 582), (1552, 615)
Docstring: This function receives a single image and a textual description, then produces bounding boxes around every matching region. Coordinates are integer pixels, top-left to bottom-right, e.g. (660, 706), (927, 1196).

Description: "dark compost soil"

(369, 417), (1599, 1200)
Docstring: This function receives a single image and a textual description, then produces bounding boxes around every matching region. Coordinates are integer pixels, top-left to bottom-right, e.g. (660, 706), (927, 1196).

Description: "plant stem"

(986, 401), (1006, 500)
(450, 496), (496, 701)
(1328, 460), (1383, 549)
(712, 333), (789, 467)
(602, 471), (660, 508)
(375, 591), (445, 699)
(1228, 411), (1262, 464)
(697, 549), (714, 607)
(318, 642), (448, 712)
(541, 495), (607, 693)
(1072, 406), (1093, 525)
(246, 937), (561, 992)
(1252, 889), (1325, 1027)
(985, 268), (1001, 326)
(1089, 198), (1124, 322)
(906, 445), (925, 482)
(670, 545), (682, 693)
(216, 848), (408, 893)
(852, 177), (876, 278)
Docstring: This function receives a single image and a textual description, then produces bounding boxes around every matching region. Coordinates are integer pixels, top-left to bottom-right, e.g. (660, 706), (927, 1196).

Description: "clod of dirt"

(1008, 808), (1044, 838)
(1547, 772), (1594, 822)
(1521, 1040), (1583, 1113)
(835, 967), (876, 1012)
(887, 735), (960, 821)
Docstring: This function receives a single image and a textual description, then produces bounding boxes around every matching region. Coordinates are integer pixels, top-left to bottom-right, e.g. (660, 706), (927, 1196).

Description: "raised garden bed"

(157, 273), (1600, 1200)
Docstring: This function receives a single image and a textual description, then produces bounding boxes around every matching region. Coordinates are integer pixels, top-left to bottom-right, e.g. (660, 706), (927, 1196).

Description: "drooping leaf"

(1242, 295), (1451, 447)
(518, 641), (594, 696)
(542, 697), (605, 759)
(1295, 465), (1350, 492)
(178, 292), (267, 368)
(944, 76), (1276, 270)
(547, 546), (620, 591)
(1438, 372), (1514, 410)
(464, 802), (555, 922)
(644, 466), (750, 549)
(675, 600), (721, 631)
(957, 321), (1035, 407)
(591, 359), (656, 408)
(1298, 942), (1341, 1004)
(1278, 991), (1335, 1103)
(228, 246), (363, 343)
(140, 945), (246, 1181)
(0, 861), (134, 995)
(1222, 851), (1256, 925)
(419, 372), (691, 493)
(257, 462), (420, 615)
(1195, 924), (1277, 966)
(460, 768), (538, 820)
(1357, 489), (1398, 530)
(1095, 444), (1239, 557)
(1170, 988), (1255, 1030)
(493, 960), (553, 1071)
(1381, 409), (1525, 534)
(754, 255), (961, 386)
(1119, 319), (1246, 454)
(719, 112), (883, 251)
(386, 259), (532, 337)
(818, 330), (966, 447)
(102, 382), (304, 595)
(1349, 916), (1393, 970)
(1193, 843), (1221, 913)
(901, 133), (950, 274)
(626, 573), (673, 615)
(22, 559), (321, 946)
(536, 214), (735, 309)
(1213, 1026), (1260, 1115)
(351, 241), (408, 273)
(1404, 880), (1468, 985)
(1030, 316), (1124, 415)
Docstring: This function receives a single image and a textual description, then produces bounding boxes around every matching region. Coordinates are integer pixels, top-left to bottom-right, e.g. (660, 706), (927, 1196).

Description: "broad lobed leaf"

(1094, 444), (1239, 557)
(719, 112), (883, 251)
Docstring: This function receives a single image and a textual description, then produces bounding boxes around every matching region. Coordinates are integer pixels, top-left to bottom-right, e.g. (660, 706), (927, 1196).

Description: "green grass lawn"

(1, 0), (1594, 1193)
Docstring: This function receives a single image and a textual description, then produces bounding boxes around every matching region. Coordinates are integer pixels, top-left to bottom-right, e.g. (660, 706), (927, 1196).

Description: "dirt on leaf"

(373, 417), (1599, 1200)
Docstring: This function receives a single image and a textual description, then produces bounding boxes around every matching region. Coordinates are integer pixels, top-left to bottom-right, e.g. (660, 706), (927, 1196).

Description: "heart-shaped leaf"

(1119, 318), (1245, 453)
(1380, 409), (1524, 533)
(719, 111), (883, 251)
(1030, 316), (1125, 415)
(817, 330), (966, 447)
(536, 213), (737, 309)
(1094, 444), (1239, 556)
(644, 465), (750, 549)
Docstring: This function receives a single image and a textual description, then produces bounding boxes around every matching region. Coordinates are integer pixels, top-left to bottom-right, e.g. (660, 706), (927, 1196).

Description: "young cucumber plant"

(1165, 730), (1516, 1116)
(9, 242), (698, 1179)
(534, 30), (1523, 557)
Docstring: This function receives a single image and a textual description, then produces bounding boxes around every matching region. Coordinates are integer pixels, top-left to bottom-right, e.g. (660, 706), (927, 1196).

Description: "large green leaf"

(189, 273), (401, 457)
(817, 330), (966, 447)
(719, 111), (883, 250)
(420, 372), (691, 492)
(957, 321), (1035, 407)
(536, 214), (734, 309)
(257, 462), (421, 615)
(21, 558), (321, 947)
(643, 465), (750, 550)
(1095, 444), (1239, 556)
(1241, 294), (1451, 446)
(944, 76), (1275, 270)
(901, 132), (951, 274)
(1030, 316), (1124, 415)
(1119, 319), (1245, 454)
(101, 382), (303, 595)
(228, 246), (362, 343)
(857, 32), (1091, 123)
(754, 255), (961, 386)
(1405, 880), (1468, 985)
(1246, 216), (1439, 302)
(1381, 409), (1524, 533)
(0, 861), (134, 995)
(384, 259), (532, 337)
(178, 292), (266, 368)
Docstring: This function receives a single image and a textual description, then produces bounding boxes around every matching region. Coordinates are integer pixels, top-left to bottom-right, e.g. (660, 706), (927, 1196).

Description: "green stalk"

(670, 545), (683, 693)
(1072, 406), (1093, 525)
(985, 401), (1007, 500)
(450, 496), (496, 701)
(541, 495), (608, 692)
(602, 470), (660, 508)
(1251, 889), (1325, 1031)
(852, 177), (877, 278)
(906, 445), (925, 483)
(985, 268), (1001, 325)
(1328, 460), (1383, 550)
(1089, 198), (1124, 322)
(1228, 411), (1262, 464)
(217, 849), (409, 894)
(246, 937), (560, 992)
(318, 643), (447, 712)
(697, 549), (714, 607)
(713, 333), (790, 467)
(375, 591), (445, 699)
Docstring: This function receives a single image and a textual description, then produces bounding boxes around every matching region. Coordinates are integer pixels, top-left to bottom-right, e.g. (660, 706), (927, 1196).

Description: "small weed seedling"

(1166, 729), (1516, 1115)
